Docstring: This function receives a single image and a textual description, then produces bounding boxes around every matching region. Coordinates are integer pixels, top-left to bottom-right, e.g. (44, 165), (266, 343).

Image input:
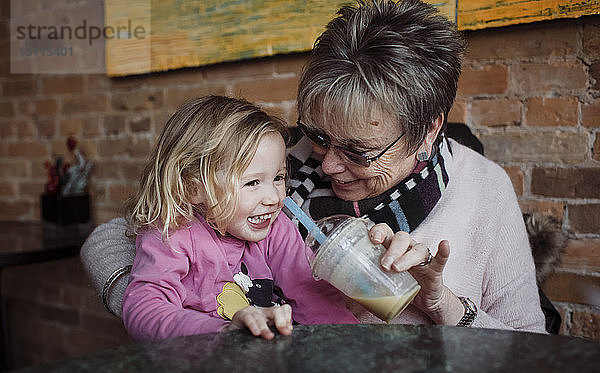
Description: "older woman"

(82, 0), (545, 333)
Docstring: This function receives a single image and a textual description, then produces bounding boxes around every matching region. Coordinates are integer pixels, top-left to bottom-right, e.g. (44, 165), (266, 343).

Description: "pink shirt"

(123, 213), (357, 341)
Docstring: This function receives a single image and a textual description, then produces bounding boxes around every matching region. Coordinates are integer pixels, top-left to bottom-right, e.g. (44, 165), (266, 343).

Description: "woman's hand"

(225, 304), (293, 340)
(368, 224), (464, 325)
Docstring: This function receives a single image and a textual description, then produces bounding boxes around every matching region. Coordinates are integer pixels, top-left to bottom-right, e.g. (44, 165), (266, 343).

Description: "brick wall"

(450, 16), (600, 340)
(0, 6), (599, 369)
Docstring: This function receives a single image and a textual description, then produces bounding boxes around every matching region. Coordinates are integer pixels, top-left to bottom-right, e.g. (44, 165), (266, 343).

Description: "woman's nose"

(320, 147), (346, 175)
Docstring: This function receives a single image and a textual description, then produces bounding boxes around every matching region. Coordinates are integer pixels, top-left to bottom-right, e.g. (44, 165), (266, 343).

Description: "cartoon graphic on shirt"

(233, 262), (277, 307)
(216, 282), (249, 320)
(217, 263), (285, 320)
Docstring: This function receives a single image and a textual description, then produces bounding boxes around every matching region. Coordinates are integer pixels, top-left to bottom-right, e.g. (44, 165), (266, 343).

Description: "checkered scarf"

(285, 134), (450, 237)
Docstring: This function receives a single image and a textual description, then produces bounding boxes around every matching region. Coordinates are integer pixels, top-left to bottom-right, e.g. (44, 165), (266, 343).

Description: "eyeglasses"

(296, 117), (405, 167)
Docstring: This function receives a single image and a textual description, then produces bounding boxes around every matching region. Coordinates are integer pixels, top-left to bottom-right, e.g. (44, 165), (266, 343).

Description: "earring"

(417, 151), (429, 162)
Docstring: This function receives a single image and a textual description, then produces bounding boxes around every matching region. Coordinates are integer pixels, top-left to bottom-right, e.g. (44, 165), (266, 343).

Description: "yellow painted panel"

(458, 0), (600, 30)
(105, 0), (455, 77)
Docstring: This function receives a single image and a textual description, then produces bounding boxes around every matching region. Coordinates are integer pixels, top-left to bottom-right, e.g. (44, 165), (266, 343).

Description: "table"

(0, 221), (92, 371)
(19, 324), (600, 372)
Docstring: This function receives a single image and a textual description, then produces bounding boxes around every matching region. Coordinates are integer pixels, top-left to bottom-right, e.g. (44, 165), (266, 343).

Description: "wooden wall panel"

(458, 0), (600, 30)
(104, 0), (598, 76)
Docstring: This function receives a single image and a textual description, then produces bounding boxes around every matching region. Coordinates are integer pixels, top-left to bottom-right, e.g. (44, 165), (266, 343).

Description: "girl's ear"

(189, 183), (206, 205)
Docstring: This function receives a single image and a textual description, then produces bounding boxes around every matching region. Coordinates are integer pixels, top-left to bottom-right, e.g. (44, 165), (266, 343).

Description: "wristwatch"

(456, 296), (477, 327)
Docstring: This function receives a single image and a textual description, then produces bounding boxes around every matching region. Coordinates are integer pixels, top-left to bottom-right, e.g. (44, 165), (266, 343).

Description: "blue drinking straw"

(283, 196), (326, 244)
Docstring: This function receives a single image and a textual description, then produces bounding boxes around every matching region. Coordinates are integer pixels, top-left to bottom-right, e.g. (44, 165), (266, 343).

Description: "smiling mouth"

(332, 178), (355, 185)
(247, 213), (272, 224)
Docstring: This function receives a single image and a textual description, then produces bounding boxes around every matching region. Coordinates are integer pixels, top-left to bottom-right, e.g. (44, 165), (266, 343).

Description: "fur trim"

(524, 213), (567, 285)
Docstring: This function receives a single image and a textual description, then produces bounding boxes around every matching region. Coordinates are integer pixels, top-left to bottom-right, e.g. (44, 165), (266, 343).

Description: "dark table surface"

(19, 324), (600, 372)
(0, 221), (92, 267)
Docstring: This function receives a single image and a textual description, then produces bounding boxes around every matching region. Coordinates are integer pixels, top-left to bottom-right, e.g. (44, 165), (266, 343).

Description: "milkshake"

(307, 215), (421, 322)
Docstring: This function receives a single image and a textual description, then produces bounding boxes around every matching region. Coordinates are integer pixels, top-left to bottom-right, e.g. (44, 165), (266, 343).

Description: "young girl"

(122, 96), (357, 341)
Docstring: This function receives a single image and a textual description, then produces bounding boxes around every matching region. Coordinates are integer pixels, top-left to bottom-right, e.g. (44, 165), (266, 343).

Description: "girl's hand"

(226, 304), (293, 340)
(368, 224), (464, 325)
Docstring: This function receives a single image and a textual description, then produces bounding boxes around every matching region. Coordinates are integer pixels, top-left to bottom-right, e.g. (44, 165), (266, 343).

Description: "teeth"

(334, 179), (350, 184)
(247, 213), (272, 224)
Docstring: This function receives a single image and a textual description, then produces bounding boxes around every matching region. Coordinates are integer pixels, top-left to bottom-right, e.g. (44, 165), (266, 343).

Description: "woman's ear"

(416, 113), (445, 161)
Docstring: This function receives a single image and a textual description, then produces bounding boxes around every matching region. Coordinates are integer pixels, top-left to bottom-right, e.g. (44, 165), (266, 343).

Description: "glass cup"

(305, 215), (421, 322)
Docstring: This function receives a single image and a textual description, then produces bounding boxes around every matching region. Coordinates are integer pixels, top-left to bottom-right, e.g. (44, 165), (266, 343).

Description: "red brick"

(457, 64), (507, 96)
(582, 100), (600, 128)
(594, 134), (600, 161)
(559, 239), (600, 273)
(448, 100), (467, 124)
(591, 61), (600, 91)
(511, 62), (587, 95)
(165, 86), (227, 110)
(92, 160), (122, 180)
(480, 132), (588, 164)
(0, 120), (15, 138)
(470, 98), (521, 127)
(526, 97), (578, 127)
(234, 76), (299, 103)
(204, 58), (273, 80)
(518, 200), (565, 223)
(82, 117), (101, 137)
(140, 67), (207, 87)
(76, 138), (98, 161)
(59, 118), (82, 137)
(120, 160), (145, 182)
(41, 75), (85, 95)
(0, 101), (14, 117)
(35, 119), (55, 138)
(273, 53), (308, 74)
(582, 18), (600, 61)
(18, 180), (44, 199)
(62, 94), (108, 114)
(108, 183), (136, 204)
(571, 309), (600, 341)
(103, 115), (126, 136)
(531, 168), (600, 199)
(503, 166), (524, 195)
(16, 120), (35, 138)
(3, 78), (37, 96)
(466, 21), (578, 61)
(0, 160), (29, 177)
(568, 204), (600, 234)
(97, 137), (152, 159)
(0, 200), (33, 218)
(111, 90), (164, 111)
(543, 272), (600, 306)
(129, 116), (151, 133)
(93, 205), (121, 223)
(8, 141), (48, 157)
(0, 181), (16, 198)
(86, 74), (110, 92)
(33, 98), (58, 117)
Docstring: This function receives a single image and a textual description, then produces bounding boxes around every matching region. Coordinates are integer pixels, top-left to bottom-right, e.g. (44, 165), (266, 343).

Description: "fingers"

(430, 240), (450, 272)
(370, 222), (450, 273)
(368, 223), (394, 246)
(387, 241), (430, 272)
(231, 305), (293, 340)
(232, 307), (275, 340)
(273, 304), (293, 336)
(378, 230), (412, 271)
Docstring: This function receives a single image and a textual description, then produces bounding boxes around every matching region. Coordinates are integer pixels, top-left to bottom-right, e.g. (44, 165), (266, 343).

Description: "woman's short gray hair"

(297, 0), (465, 153)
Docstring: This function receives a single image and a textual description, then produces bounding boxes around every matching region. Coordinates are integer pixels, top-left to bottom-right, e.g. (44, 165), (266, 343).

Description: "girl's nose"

(262, 184), (281, 205)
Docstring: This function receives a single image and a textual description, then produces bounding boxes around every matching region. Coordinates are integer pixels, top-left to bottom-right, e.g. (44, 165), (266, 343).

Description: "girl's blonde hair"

(126, 95), (288, 239)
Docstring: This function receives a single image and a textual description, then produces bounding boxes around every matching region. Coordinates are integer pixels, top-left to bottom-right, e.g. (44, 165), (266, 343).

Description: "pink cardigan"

(122, 214), (357, 341)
